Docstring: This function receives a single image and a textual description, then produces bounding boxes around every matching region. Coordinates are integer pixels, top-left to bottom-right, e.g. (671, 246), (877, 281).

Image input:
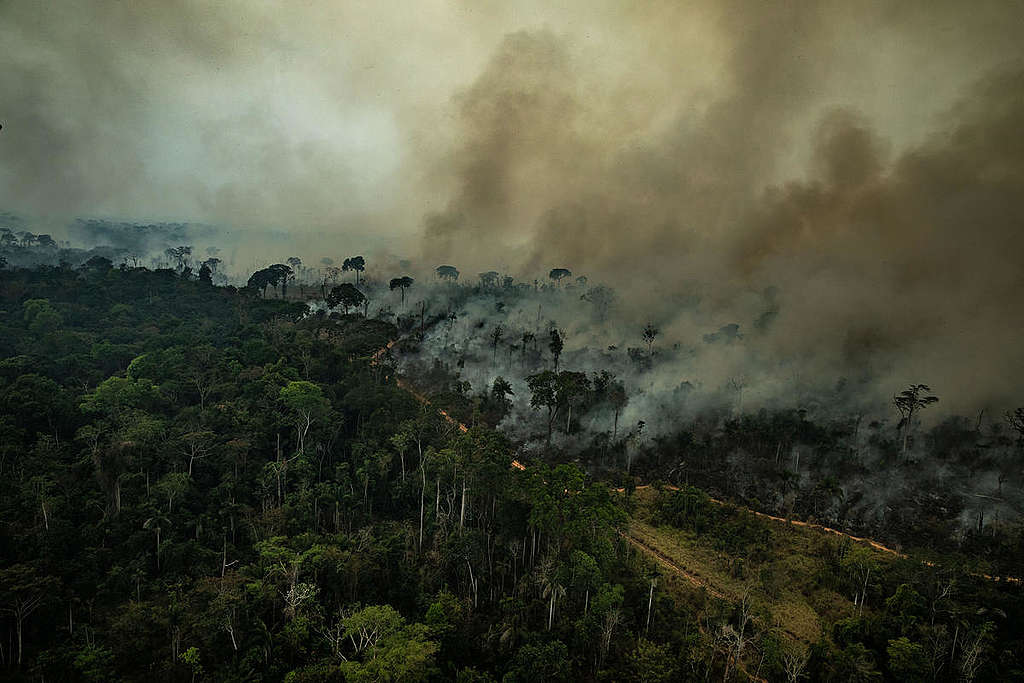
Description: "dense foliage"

(0, 263), (634, 681)
(0, 261), (1021, 681)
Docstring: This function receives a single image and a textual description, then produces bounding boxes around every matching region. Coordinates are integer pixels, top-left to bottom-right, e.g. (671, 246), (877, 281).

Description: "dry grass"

(624, 487), (897, 645)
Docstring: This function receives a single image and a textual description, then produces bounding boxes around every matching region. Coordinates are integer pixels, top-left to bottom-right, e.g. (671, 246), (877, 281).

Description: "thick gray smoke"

(2, 0), (1023, 412)
(417, 5), (1024, 415)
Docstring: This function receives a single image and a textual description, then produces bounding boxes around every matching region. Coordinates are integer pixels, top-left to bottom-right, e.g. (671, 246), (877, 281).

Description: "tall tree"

(490, 324), (504, 364)
(893, 384), (939, 456)
(527, 371), (560, 445)
(327, 283), (366, 314)
(389, 276), (414, 307)
(642, 323), (658, 356)
(198, 261), (213, 285)
(279, 381), (330, 456)
(0, 565), (57, 667)
(549, 328), (564, 372)
(491, 376), (514, 410)
(246, 263), (293, 298)
(435, 265), (460, 282)
(559, 371), (590, 434)
(342, 255), (366, 284)
(548, 268), (572, 285)
(521, 331), (535, 366)
(1005, 407), (1024, 447)
(164, 245), (192, 271)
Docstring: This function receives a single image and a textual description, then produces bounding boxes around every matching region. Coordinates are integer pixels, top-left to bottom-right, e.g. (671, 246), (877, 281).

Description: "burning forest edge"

(0, 247), (1021, 681)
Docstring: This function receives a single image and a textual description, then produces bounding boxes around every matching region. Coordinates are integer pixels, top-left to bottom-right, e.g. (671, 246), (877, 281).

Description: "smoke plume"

(2, 0), (1023, 411)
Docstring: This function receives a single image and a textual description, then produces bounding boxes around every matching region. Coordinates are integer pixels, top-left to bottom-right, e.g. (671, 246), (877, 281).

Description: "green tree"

(327, 282), (366, 314)
(885, 583), (925, 634)
(630, 638), (677, 683)
(23, 298), (63, 335)
(527, 371), (560, 445)
(80, 376), (160, 418)
(279, 381), (330, 455)
(338, 605), (438, 682)
(491, 376), (514, 410)
(504, 640), (570, 682)
(887, 637), (927, 682)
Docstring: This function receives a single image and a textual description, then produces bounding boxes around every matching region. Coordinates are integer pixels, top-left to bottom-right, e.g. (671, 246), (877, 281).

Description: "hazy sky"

(2, 0), (1023, 410)
(1, 1), (1018, 234)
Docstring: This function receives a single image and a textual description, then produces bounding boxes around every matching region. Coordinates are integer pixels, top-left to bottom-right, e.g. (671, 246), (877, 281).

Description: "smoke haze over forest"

(3, 0), (1024, 413)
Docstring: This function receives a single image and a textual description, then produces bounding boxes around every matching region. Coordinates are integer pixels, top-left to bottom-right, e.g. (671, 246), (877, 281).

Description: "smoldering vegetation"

(3, 0), (1022, 413)
(2, 0), (1023, 558)
(388, 272), (1023, 560)
(421, 29), (1024, 417)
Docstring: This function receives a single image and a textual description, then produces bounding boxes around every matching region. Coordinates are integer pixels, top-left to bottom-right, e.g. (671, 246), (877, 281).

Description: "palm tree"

(544, 581), (566, 631)
(535, 557), (565, 631)
(497, 601), (528, 651)
(143, 514), (171, 571)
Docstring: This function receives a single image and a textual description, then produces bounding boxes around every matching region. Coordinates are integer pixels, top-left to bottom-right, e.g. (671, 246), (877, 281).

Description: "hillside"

(0, 263), (1021, 682)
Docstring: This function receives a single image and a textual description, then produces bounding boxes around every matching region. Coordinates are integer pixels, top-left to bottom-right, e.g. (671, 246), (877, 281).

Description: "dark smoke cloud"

(416, 3), (1024, 414)
(2, 0), (1023, 411)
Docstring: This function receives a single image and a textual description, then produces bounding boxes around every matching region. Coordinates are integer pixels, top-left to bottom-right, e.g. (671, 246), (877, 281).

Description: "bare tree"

(722, 587), (754, 681)
(1005, 407), (1024, 446)
(783, 643), (810, 682)
(490, 325), (503, 365)
(958, 622), (994, 683)
(728, 377), (747, 415)
(598, 607), (622, 670)
(181, 430), (214, 477)
(642, 322), (658, 356)
(0, 565), (55, 667)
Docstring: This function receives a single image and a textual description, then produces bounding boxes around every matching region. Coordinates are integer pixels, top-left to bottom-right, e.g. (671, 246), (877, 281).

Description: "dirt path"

(391, 373), (525, 468)
(624, 484), (1021, 585)
(626, 484), (904, 555)
(622, 527), (776, 681)
(621, 528), (727, 600)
